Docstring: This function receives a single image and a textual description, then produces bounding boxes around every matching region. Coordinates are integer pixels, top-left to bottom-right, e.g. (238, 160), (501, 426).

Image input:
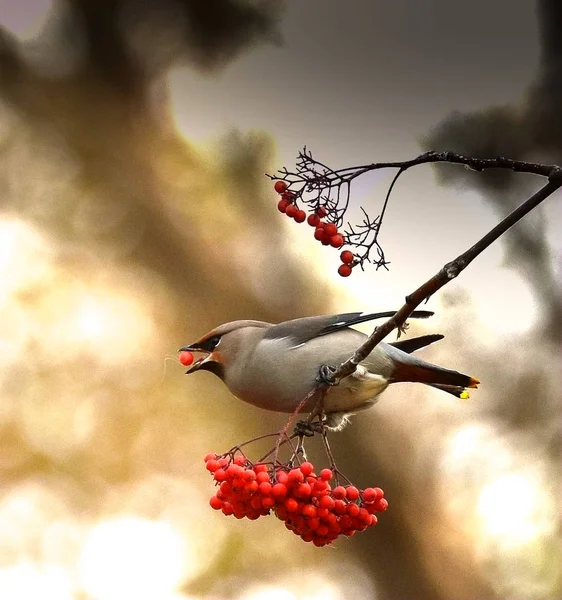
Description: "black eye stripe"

(202, 335), (221, 351)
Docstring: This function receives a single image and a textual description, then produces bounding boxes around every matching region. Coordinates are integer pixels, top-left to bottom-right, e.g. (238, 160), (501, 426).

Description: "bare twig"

(328, 176), (562, 384)
(268, 149), (562, 271)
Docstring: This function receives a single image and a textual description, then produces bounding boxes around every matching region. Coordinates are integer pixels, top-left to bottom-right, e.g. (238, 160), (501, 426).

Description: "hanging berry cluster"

(273, 180), (357, 277)
(204, 452), (388, 547)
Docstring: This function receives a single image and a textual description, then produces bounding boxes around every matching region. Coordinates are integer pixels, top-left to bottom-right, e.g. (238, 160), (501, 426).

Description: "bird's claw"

(293, 420), (325, 437)
(316, 364), (338, 385)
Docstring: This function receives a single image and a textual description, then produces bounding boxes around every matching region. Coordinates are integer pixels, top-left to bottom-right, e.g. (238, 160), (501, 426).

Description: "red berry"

(179, 351), (194, 366)
(259, 481), (273, 495)
(300, 462), (314, 476)
(203, 453), (216, 462)
(256, 471), (270, 484)
(272, 483), (288, 499)
(285, 204), (298, 218)
(209, 495), (223, 510)
(302, 504), (317, 519)
(316, 206), (327, 218)
(340, 250), (354, 264)
(213, 468), (227, 482)
(205, 459), (220, 472)
(338, 264), (352, 278)
(262, 496), (275, 509)
(362, 487), (378, 503)
(318, 495), (335, 510)
(287, 469), (304, 485)
(330, 234), (344, 248)
(274, 180), (288, 194)
(374, 498), (389, 512)
(294, 209), (306, 223)
(285, 498), (299, 513)
(307, 214), (320, 227)
(314, 227), (325, 241)
(295, 483), (312, 499)
(277, 199), (289, 213)
(324, 223), (338, 237)
(346, 486), (360, 501)
(333, 486), (347, 500)
(282, 191), (295, 201)
(319, 469), (333, 481)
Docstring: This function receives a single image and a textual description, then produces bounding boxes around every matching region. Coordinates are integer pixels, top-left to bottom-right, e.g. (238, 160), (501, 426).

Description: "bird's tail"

(390, 356), (479, 397)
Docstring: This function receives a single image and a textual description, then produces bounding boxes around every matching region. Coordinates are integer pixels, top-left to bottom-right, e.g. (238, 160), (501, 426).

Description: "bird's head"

(179, 320), (271, 379)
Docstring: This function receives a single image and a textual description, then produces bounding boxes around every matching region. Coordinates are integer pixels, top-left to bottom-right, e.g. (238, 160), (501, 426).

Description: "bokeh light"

(79, 517), (186, 600)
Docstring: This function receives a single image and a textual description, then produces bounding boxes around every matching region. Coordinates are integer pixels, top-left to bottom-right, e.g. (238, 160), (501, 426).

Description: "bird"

(179, 310), (479, 430)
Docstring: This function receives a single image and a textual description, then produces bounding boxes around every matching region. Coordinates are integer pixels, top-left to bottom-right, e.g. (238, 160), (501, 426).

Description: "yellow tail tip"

(460, 391), (470, 400)
(468, 377), (480, 388)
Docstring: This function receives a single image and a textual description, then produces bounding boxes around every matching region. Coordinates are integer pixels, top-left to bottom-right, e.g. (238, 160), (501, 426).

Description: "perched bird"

(180, 311), (479, 430)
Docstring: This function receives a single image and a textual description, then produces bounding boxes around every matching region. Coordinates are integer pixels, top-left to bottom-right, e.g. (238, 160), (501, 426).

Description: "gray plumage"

(180, 311), (479, 430)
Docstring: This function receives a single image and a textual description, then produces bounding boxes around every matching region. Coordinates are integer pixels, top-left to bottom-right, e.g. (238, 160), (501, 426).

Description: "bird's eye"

(206, 335), (221, 351)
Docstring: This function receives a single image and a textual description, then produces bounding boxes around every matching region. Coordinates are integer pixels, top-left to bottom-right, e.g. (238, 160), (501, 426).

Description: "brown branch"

(327, 175), (562, 383)
(270, 149), (562, 271)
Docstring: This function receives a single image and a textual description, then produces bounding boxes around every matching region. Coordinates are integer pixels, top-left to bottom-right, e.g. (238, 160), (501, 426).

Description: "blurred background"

(0, 0), (561, 599)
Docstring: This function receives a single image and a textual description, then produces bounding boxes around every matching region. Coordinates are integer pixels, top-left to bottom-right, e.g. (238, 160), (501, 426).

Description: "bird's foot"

(293, 420), (325, 437)
(316, 364), (338, 386)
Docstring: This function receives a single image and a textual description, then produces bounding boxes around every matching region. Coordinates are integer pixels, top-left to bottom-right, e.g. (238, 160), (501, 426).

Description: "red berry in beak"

(179, 350), (194, 366)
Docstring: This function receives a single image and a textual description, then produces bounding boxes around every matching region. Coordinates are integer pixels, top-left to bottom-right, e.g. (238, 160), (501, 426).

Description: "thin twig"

(328, 177), (562, 383)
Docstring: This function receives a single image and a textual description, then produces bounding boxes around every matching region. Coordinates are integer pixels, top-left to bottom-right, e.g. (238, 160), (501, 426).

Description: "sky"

(168, 0), (550, 334)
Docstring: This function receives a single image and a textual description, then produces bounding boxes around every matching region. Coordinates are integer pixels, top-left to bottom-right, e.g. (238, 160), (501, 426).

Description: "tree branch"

(328, 175), (562, 383)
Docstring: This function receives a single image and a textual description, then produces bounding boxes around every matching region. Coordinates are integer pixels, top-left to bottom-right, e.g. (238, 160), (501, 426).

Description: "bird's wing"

(389, 333), (444, 354)
(263, 310), (434, 345)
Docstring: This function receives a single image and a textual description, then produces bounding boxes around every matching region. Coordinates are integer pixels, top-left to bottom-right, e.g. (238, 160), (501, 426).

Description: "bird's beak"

(178, 344), (212, 374)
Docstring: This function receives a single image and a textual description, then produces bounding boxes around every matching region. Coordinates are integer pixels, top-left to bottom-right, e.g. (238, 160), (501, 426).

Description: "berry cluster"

(204, 452), (388, 547)
(273, 181), (356, 277)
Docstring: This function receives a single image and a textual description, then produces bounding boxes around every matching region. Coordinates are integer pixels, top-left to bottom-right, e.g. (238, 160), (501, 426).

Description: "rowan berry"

(277, 199), (289, 213)
(285, 204), (298, 218)
(299, 462), (314, 476)
(307, 214), (320, 227)
(362, 487), (378, 503)
(314, 227), (326, 241)
(318, 495), (335, 510)
(295, 483), (312, 499)
(285, 498), (299, 513)
(274, 180), (288, 194)
(374, 498), (389, 512)
(338, 264), (352, 277)
(294, 209), (306, 223)
(179, 350), (194, 366)
(324, 223), (338, 237)
(302, 504), (317, 518)
(340, 250), (354, 264)
(319, 468), (333, 481)
(333, 486), (347, 500)
(205, 459), (220, 472)
(272, 483), (288, 499)
(346, 486), (360, 501)
(287, 469), (304, 485)
(209, 495), (223, 510)
(330, 234), (344, 248)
